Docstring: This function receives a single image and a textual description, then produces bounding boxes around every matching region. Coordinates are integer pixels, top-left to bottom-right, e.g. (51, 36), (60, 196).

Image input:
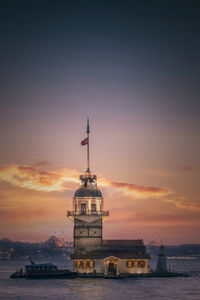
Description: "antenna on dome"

(80, 118), (91, 173)
(86, 118), (90, 173)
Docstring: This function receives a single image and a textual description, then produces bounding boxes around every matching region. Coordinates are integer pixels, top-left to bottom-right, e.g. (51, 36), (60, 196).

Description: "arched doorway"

(105, 257), (119, 276)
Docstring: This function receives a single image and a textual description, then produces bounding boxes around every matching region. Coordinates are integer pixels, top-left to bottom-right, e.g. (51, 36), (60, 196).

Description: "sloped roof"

(71, 251), (150, 259)
(26, 263), (56, 267)
(103, 239), (144, 247)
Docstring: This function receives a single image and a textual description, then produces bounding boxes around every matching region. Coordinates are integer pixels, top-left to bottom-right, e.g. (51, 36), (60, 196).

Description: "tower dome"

(74, 173), (102, 198)
(74, 187), (102, 198)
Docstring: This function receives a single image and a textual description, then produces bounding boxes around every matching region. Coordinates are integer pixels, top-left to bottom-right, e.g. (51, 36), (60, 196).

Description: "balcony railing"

(67, 210), (109, 217)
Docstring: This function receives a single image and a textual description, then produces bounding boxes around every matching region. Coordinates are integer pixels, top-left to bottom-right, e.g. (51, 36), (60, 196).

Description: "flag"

(81, 138), (88, 146)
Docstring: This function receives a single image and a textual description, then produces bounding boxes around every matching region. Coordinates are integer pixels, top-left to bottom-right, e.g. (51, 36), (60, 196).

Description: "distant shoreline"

(0, 236), (200, 260)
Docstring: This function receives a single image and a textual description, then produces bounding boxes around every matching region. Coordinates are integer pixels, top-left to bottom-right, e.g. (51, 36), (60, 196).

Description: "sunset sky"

(0, 0), (200, 244)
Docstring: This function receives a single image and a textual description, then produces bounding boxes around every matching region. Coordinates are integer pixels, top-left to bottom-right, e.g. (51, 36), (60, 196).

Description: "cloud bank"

(0, 164), (171, 198)
(99, 178), (171, 198)
(0, 165), (79, 192)
(0, 164), (199, 243)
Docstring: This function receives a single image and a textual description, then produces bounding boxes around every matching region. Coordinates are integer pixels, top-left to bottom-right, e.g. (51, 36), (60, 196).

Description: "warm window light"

(137, 260), (145, 268)
(90, 261), (94, 268)
(76, 260), (94, 268)
(127, 260), (135, 268)
(127, 260), (132, 268)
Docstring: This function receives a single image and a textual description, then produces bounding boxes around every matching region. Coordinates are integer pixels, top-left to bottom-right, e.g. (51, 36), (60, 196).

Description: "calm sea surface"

(0, 256), (200, 300)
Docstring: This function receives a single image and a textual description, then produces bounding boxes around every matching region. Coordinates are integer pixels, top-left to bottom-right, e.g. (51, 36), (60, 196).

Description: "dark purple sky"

(0, 0), (200, 243)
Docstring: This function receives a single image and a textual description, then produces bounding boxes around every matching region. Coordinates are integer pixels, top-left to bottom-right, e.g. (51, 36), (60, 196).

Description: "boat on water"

(10, 246), (188, 279)
(10, 262), (187, 279)
(10, 261), (78, 279)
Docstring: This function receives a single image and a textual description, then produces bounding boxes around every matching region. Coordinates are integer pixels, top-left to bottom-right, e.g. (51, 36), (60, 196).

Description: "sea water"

(0, 256), (200, 300)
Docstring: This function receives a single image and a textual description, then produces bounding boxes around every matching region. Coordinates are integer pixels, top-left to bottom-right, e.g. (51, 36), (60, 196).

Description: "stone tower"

(67, 119), (109, 253)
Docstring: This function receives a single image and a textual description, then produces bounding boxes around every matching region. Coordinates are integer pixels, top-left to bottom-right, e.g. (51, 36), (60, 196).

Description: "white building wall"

(117, 259), (150, 274)
(73, 258), (150, 274)
(73, 259), (104, 274)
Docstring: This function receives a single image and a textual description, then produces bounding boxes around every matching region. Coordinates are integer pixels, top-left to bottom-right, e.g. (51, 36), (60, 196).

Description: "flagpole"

(86, 118), (90, 172)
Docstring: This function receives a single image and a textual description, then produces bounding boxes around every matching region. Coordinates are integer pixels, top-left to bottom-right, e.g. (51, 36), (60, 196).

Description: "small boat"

(10, 261), (78, 279)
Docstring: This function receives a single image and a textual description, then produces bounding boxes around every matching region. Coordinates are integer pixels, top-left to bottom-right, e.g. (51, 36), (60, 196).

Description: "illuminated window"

(89, 261), (94, 268)
(76, 260), (94, 268)
(81, 203), (86, 215)
(137, 260), (145, 268)
(127, 260), (135, 268)
(75, 261), (80, 268)
(127, 260), (132, 268)
(86, 261), (89, 268)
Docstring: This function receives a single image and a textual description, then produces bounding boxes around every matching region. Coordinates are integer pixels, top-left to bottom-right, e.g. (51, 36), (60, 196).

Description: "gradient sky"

(0, 0), (200, 244)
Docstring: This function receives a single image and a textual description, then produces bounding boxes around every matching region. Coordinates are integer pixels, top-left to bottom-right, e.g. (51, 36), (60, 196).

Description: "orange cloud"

(166, 197), (200, 211)
(0, 164), (79, 192)
(0, 165), (199, 243)
(99, 178), (172, 198)
(0, 164), (172, 199)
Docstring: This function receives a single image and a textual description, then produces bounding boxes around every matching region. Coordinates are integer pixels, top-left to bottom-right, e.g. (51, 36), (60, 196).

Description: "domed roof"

(74, 187), (102, 198)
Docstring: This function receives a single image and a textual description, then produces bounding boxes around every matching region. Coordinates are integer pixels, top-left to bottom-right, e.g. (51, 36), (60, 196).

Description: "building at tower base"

(71, 239), (150, 275)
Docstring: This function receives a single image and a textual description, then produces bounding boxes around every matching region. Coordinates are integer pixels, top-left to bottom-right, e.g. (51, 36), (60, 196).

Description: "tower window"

(81, 203), (86, 215)
(91, 204), (96, 212)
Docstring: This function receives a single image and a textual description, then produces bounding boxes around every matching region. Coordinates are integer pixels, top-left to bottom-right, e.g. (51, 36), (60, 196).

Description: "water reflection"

(0, 257), (200, 300)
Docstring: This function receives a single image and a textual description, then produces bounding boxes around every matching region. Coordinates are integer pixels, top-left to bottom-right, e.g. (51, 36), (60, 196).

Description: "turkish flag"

(81, 138), (88, 146)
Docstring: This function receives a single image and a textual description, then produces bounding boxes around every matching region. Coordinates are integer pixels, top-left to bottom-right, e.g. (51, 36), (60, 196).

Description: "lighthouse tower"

(67, 119), (109, 254)
(156, 245), (168, 273)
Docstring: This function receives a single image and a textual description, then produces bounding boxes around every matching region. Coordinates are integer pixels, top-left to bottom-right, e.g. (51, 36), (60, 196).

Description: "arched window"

(127, 260), (132, 268)
(127, 260), (135, 268)
(91, 204), (96, 213)
(89, 261), (94, 268)
(137, 260), (145, 268)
